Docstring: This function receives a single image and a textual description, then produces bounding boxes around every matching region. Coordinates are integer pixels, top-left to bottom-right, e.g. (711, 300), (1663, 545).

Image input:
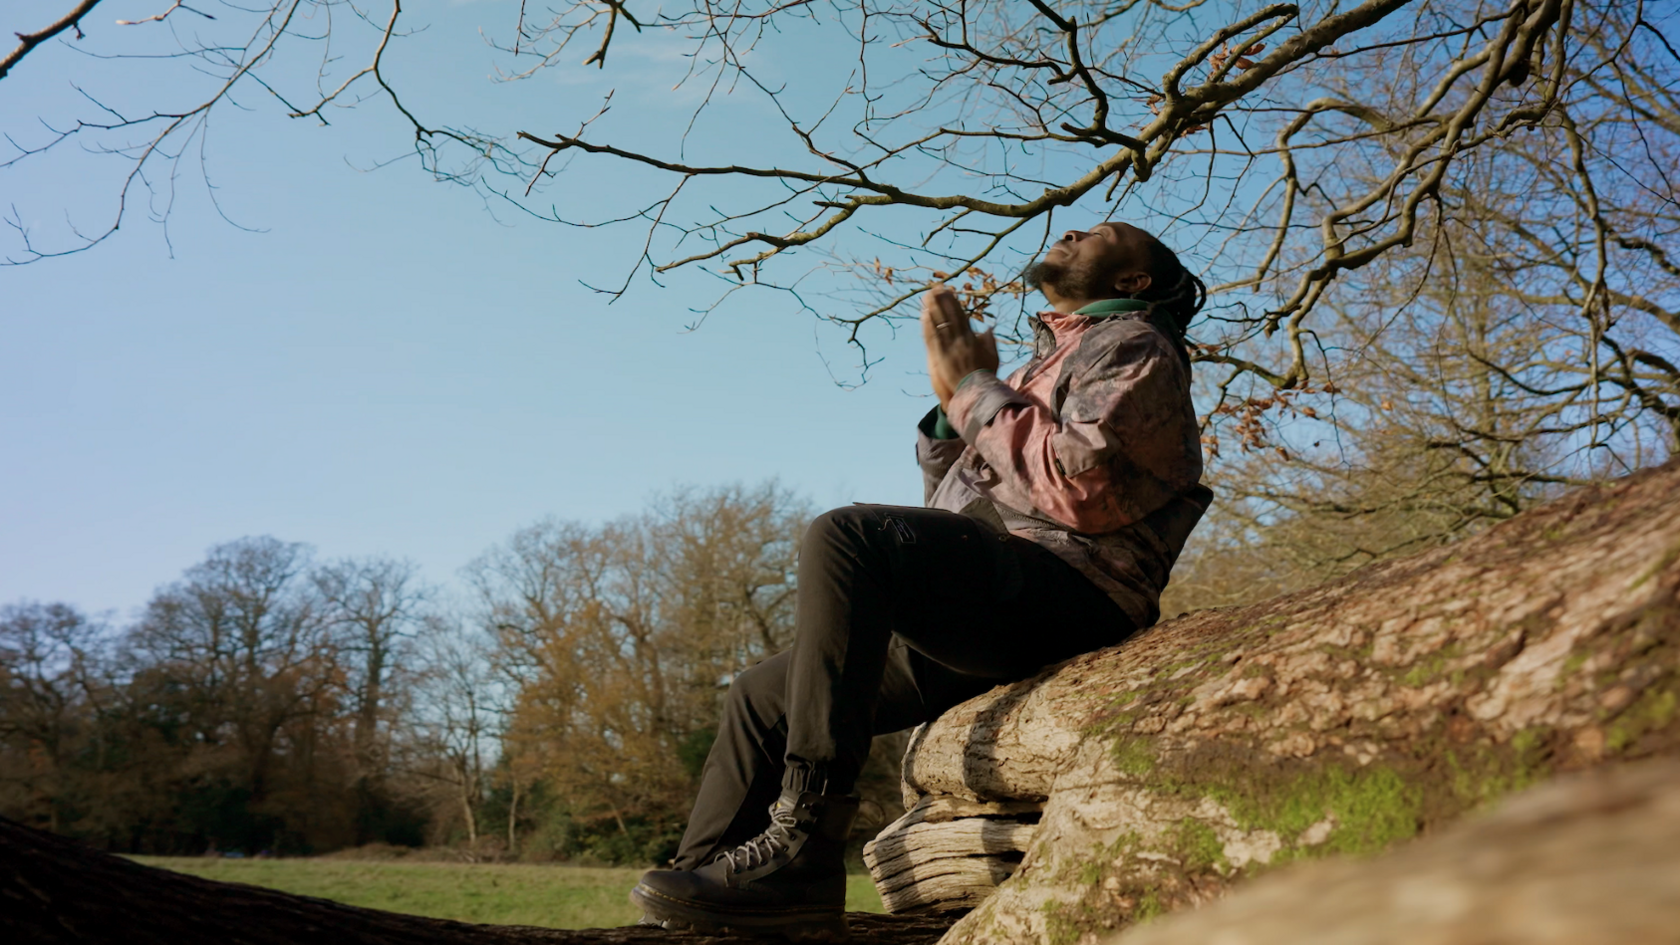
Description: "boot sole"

(629, 882), (849, 942)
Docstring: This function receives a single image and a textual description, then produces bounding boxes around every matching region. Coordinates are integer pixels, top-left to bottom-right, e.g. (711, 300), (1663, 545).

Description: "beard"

(1022, 256), (1112, 301)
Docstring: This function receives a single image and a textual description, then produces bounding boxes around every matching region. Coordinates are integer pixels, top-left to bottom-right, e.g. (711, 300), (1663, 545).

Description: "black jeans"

(671, 504), (1134, 870)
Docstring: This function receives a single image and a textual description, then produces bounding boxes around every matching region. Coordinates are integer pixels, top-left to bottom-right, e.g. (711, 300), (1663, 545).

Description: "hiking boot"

(630, 789), (860, 941)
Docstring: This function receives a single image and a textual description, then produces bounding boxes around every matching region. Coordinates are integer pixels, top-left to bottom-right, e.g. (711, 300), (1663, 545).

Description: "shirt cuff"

(947, 369), (1029, 443)
(932, 408), (957, 440)
(917, 405), (959, 440)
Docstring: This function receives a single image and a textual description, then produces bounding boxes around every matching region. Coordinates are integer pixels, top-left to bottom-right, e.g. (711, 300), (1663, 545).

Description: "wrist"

(955, 368), (992, 392)
(948, 369), (1027, 443)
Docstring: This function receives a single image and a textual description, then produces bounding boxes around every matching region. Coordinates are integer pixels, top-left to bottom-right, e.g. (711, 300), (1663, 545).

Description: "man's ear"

(1113, 270), (1152, 296)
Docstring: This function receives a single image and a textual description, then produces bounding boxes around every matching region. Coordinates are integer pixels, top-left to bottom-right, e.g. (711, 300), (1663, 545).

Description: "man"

(630, 222), (1211, 940)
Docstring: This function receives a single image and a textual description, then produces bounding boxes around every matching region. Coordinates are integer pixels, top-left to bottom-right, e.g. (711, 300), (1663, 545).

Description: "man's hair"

(1130, 230), (1206, 342)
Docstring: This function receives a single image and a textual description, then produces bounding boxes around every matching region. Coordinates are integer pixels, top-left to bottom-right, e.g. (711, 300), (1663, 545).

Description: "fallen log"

(866, 459), (1680, 944)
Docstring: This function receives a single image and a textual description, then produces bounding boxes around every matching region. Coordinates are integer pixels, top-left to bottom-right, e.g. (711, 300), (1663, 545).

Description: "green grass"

(131, 857), (885, 928)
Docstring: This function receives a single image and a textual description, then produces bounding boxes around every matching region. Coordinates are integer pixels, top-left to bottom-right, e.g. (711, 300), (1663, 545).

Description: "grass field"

(131, 857), (886, 929)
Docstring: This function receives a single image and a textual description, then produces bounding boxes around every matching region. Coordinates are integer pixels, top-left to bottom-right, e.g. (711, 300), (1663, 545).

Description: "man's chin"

(1021, 260), (1063, 294)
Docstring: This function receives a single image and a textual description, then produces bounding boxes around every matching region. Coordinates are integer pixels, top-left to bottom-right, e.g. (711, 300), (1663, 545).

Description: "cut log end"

(864, 794), (1043, 914)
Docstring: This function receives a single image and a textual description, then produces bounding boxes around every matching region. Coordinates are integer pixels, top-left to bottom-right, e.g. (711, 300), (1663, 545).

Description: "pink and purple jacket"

(916, 298), (1210, 629)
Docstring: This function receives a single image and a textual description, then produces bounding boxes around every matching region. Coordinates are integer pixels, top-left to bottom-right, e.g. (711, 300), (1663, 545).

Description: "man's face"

(1024, 222), (1151, 302)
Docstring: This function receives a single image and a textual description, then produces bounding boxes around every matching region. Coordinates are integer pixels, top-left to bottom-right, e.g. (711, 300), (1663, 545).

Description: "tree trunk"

(460, 776), (480, 846)
(0, 816), (955, 945)
(357, 648), (385, 779)
(508, 777), (521, 857)
(869, 460), (1680, 944)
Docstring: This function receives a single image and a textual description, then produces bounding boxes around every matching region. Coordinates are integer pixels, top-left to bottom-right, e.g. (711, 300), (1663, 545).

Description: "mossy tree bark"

(876, 460), (1680, 945)
(1107, 758), (1680, 945)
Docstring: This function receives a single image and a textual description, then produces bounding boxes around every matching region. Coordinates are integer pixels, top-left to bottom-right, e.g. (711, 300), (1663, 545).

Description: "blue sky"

(2, 1), (991, 616)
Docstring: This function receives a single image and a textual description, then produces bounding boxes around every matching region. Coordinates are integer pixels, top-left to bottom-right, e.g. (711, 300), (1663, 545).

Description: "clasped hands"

(920, 284), (1000, 411)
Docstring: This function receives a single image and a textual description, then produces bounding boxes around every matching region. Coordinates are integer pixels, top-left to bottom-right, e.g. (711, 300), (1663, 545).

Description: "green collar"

(1071, 298), (1149, 317)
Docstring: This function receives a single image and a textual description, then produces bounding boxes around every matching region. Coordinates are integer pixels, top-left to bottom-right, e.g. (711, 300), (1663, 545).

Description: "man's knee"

(801, 505), (875, 560)
(725, 651), (790, 720)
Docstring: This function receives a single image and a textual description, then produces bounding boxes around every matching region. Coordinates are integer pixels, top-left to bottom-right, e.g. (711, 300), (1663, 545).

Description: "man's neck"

(1043, 289), (1122, 314)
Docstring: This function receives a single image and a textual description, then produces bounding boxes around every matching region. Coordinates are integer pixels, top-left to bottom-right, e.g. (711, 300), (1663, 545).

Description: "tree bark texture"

(1103, 757), (1680, 945)
(0, 816), (954, 945)
(871, 460), (1680, 944)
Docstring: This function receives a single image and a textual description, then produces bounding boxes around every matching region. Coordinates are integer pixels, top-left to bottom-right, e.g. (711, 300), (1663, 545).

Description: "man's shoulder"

(1070, 312), (1178, 364)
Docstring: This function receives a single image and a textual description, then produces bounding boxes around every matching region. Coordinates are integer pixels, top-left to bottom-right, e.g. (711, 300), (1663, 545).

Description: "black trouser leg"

(672, 505), (1133, 869)
(785, 505), (1133, 793)
(671, 643), (929, 870)
(670, 651), (789, 871)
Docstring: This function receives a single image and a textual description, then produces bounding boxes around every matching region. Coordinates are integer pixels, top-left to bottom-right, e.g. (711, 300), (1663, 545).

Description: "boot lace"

(721, 803), (801, 873)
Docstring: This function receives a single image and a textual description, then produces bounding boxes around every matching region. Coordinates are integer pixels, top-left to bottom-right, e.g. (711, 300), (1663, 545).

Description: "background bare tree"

(1164, 243), (1630, 613)
(314, 556), (429, 843)
(407, 613), (501, 854)
(0, 602), (106, 834)
(465, 482), (811, 862)
(126, 536), (344, 850)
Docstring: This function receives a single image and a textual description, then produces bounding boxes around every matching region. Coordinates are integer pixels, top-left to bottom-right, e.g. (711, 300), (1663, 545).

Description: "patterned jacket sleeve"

(945, 318), (1199, 532)
(915, 407), (969, 507)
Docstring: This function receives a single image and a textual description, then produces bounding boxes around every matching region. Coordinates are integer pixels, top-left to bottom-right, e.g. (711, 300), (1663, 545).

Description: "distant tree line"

(0, 483), (879, 864)
(0, 540), (430, 856)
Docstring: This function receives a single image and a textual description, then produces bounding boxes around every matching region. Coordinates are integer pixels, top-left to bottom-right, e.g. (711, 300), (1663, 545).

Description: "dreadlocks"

(1131, 232), (1207, 354)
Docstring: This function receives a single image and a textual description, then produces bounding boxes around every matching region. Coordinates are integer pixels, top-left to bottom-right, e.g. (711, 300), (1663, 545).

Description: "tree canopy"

(6, 0), (1678, 563)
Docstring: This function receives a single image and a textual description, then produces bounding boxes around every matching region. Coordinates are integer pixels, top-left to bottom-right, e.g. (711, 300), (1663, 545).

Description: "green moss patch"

(1133, 889), (1165, 923)
(1042, 897), (1108, 945)
(1215, 764), (1421, 858)
(1173, 818), (1228, 873)
(1608, 685), (1678, 753)
(1111, 737), (1157, 777)
(1630, 538), (1680, 590)
(1444, 727), (1548, 808)
(1558, 650), (1590, 681)
(1399, 642), (1463, 687)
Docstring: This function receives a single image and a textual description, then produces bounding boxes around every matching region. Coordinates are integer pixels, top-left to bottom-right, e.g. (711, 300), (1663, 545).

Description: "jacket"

(916, 299), (1211, 629)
